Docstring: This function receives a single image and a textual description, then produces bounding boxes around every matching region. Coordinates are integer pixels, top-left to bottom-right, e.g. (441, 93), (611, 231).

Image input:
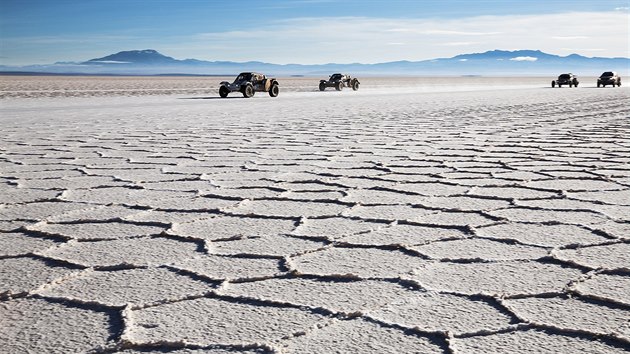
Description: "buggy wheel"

(335, 81), (343, 91)
(569, 82), (573, 88)
(243, 84), (254, 98)
(352, 80), (359, 91)
(219, 86), (229, 98)
(618, 80), (621, 87)
(269, 84), (279, 97)
(319, 82), (326, 91)
(597, 82), (601, 87)
(551, 81), (555, 88)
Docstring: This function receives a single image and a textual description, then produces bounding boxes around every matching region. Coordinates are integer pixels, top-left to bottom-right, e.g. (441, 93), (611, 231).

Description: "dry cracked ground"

(1, 77), (629, 353)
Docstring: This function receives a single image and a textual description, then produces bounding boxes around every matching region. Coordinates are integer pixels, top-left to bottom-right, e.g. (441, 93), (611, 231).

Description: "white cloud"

(510, 56), (538, 61)
(177, 12), (628, 64)
(440, 42), (480, 46)
(552, 36), (589, 40)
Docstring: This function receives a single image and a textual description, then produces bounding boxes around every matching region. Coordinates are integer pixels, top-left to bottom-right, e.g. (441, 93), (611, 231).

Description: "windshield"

(235, 73), (252, 82)
(559, 74), (571, 79)
(601, 72), (614, 77)
(330, 74), (343, 80)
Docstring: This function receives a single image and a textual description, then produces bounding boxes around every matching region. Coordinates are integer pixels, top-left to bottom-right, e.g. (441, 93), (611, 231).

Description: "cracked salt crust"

(475, 222), (608, 247)
(43, 237), (202, 267)
(451, 329), (629, 354)
(0, 232), (60, 256)
(126, 297), (324, 346)
(575, 273), (630, 305)
(291, 247), (427, 278)
(1, 78), (629, 353)
(0, 257), (81, 297)
(38, 267), (213, 307)
(0, 298), (112, 354)
(223, 277), (411, 314)
(30, 221), (165, 240)
(340, 223), (466, 246)
(410, 261), (583, 296)
(504, 296), (630, 340)
(173, 255), (284, 280)
(171, 215), (297, 241)
(554, 242), (630, 270)
(279, 318), (444, 353)
(411, 237), (549, 261)
(212, 234), (325, 257)
(368, 291), (513, 335)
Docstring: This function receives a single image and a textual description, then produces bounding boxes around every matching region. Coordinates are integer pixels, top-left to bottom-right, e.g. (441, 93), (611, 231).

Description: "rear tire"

(219, 86), (229, 98)
(569, 82), (573, 88)
(269, 84), (279, 97)
(352, 80), (359, 91)
(243, 84), (254, 98)
(335, 81), (343, 91)
(319, 82), (326, 91)
(597, 82), (601, 87)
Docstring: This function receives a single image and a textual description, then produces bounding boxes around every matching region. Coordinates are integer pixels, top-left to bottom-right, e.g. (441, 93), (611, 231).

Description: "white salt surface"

(1, 76), (629, 353)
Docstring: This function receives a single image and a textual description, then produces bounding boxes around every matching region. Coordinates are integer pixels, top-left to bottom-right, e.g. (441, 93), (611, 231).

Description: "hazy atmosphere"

(1, 0), (629, 65)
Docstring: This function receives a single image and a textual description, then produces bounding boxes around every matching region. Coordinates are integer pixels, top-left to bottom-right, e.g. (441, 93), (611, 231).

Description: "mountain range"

(2, 49), (628, 76)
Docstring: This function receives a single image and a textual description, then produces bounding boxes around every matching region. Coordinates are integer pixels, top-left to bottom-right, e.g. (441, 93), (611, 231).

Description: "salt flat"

(1, 76), (629, 353)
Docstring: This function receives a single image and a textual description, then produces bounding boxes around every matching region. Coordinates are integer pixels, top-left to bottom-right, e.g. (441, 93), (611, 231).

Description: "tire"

(574, 82), (579, 87)
(569, 82), (573, 88)
(269, 84), (279, 97)
(335, 81), (343, 91)
(597, 82), (601, 87)
(352, 80), (359, 91)
(551, 81), (555, 88)
(243, 84), (254, 98)
(219, 86), (229, 98)
(319, 82), (326, 91)
(618, 80), (621, 87)
(558, 84), (562, 88)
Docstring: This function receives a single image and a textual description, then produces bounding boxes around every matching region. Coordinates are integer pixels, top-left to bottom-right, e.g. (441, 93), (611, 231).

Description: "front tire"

(243, 84), (254, 98)
(551, 81), (556, 88)
(219, 86), (229, 98)
(335, 81), (343, 91)
(319, 82), (326, 91)
(269, 84), (279, 97)
(352, 80), (359, 91)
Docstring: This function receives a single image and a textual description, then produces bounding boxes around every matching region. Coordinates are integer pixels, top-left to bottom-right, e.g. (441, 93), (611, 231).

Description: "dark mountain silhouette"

(2, 49), (628, 76)
(85, 49), (178, 64)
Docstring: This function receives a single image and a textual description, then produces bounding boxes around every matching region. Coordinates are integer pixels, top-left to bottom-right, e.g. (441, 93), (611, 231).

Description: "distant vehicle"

(597, 72), (621, 87)
(219, 72), (279, 98)
(319, 73), (360, 91)
(551, 73), (579, 88)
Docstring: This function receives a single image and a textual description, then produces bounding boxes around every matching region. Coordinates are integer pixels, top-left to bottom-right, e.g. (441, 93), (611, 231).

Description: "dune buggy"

(219, 72), (279, 98)
(319, 73), (360, 91)
(551, 73), (579, 88)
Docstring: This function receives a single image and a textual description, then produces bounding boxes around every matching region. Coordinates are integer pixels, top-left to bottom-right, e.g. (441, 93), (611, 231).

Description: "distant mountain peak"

(85, 49), (177, 65)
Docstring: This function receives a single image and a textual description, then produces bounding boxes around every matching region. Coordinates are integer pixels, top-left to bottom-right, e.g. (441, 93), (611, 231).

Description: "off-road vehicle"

(551, 73), (579, 88)
(219, 72), (279, 98)
(597, 72), (621, 87)
(319, 73), (360, 91)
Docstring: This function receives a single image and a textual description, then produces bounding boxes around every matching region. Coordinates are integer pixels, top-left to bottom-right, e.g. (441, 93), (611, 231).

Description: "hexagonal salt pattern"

(1, 80), (628, 352)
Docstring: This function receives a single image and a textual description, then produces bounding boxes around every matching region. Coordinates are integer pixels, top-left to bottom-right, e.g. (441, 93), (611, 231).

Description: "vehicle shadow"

(179, 96), (241, 100)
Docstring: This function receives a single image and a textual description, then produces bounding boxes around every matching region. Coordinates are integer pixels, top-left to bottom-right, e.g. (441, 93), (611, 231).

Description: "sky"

(1, 0), (629, 65)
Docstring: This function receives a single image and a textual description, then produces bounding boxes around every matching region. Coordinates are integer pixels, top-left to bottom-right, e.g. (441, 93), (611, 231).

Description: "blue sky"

(1, 0), (629, 65)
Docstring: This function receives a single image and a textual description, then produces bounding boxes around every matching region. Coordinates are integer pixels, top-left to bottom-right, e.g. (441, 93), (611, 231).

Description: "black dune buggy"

(219, 72), (279, 98)
(551, 73), (579, 88)
(319, 73), (360, 91)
